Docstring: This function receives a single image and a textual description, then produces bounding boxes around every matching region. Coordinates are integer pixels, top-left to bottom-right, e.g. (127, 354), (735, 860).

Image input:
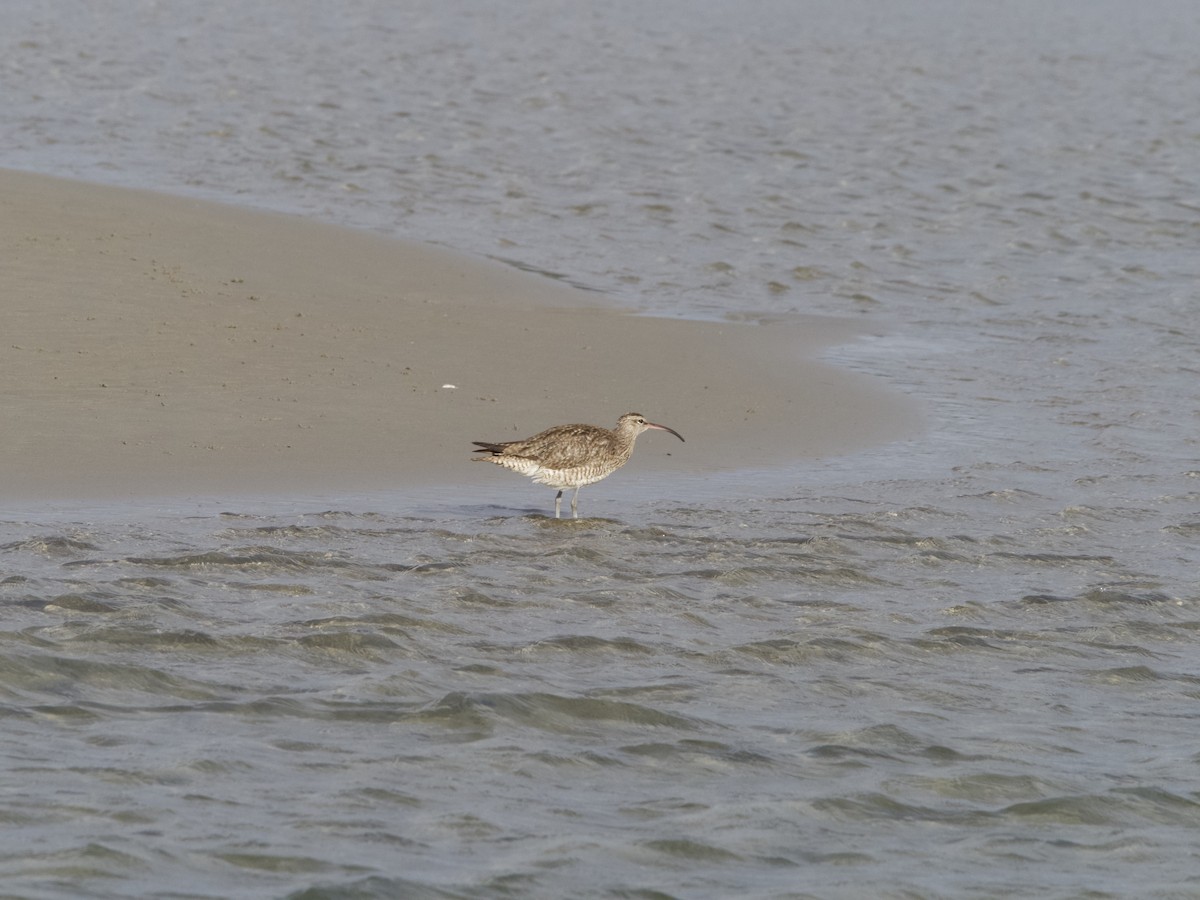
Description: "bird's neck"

(614, 427), (638, 449)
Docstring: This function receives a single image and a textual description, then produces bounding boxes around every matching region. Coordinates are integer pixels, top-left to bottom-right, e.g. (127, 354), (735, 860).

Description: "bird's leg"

(554, 490), (563, 519)
(571, 486), (580, 519)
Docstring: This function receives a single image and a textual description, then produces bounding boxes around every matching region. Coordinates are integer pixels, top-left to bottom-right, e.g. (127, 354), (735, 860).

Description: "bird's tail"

(471, 441), (506, 455)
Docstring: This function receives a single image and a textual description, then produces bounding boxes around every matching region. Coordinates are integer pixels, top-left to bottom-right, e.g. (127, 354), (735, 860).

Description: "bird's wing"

(523, 426), (614, 470)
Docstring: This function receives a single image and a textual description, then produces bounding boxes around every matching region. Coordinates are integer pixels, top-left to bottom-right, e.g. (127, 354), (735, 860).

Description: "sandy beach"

(1, 169), (920, 502)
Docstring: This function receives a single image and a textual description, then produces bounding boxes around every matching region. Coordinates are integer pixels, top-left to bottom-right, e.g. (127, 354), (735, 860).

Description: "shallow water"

(3, 479), (1198, 899)
(3, 0), (1200, 897)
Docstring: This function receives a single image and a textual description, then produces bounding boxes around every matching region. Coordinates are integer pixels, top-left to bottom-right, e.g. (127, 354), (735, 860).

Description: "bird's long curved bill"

(646, 422), (685, 442)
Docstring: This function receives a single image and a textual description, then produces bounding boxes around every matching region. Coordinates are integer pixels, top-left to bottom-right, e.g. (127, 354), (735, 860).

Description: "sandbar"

(0, 169), (920, 502)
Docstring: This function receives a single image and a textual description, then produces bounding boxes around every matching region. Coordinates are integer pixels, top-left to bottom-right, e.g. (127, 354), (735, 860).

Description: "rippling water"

(5, 470), (1198, 897)
(3, 0), (1200, 897)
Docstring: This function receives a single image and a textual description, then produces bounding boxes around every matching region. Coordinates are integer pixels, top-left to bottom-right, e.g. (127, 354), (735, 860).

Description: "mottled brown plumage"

(472, 412), (685, 518)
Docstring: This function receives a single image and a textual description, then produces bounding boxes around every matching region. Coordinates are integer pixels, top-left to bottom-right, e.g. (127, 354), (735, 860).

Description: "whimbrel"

(472, 412), (685, 518)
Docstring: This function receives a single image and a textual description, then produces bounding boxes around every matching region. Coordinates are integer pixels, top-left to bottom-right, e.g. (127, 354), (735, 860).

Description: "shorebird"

(472, 412), (685, 518)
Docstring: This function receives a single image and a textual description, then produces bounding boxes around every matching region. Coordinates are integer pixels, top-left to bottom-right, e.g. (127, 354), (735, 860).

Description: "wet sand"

(0, 169), (920, 502)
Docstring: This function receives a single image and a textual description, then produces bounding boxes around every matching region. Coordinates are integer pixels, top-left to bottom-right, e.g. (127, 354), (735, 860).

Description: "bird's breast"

(489, 455), (625, 489)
